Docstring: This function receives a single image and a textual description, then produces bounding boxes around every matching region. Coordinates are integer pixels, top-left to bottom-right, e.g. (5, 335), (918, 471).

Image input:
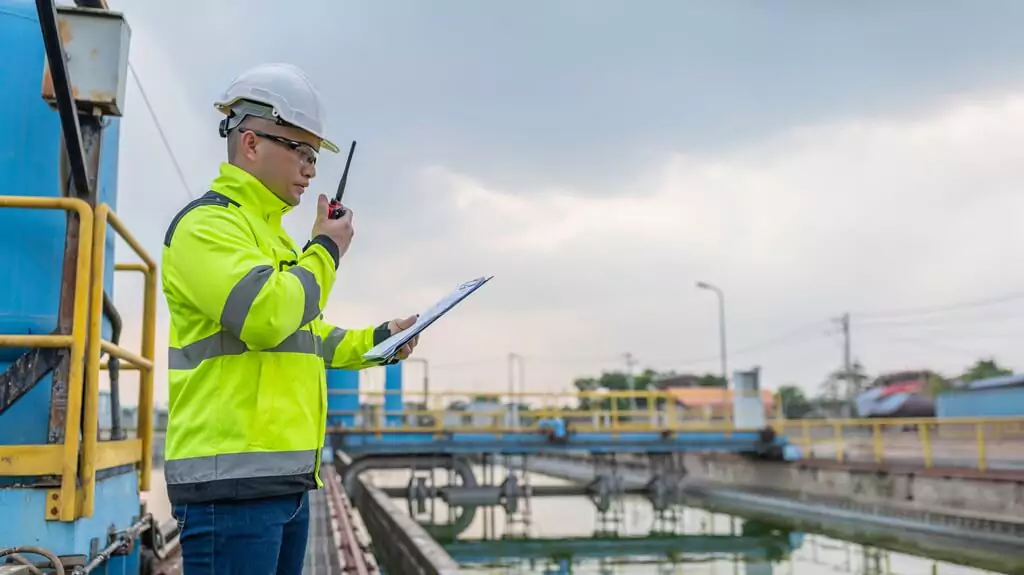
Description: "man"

(161, 63), (419, 574)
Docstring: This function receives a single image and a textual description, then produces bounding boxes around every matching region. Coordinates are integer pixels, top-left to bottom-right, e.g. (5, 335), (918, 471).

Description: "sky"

(69, 0), (1024, 406)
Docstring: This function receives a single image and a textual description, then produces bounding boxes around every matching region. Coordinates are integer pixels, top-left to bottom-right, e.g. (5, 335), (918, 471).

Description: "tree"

(695, 374), (727, 388)
(819, 361), (869, 401)
(958, 358), (1013, 384)
(777, 385), (812, 419)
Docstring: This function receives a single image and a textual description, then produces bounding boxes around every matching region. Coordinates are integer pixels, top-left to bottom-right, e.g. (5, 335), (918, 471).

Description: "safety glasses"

(242, 128), (318, 166)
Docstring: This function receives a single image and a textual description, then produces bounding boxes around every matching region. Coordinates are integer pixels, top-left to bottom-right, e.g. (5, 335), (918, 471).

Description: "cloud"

(339, 89), (1024, 396)
(95, 1), (1024, 404)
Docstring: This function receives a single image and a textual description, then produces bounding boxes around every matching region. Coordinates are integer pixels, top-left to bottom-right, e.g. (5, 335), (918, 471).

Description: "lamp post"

(696, 281), (728, 387)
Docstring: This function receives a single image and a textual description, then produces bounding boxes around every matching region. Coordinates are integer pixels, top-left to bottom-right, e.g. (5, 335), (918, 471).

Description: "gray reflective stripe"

(286, 266), (321, 325)
(323, 327), (347, 365)
(164, 449), (317, 485)
(220, 265), (274, 337)
(168, 329), (322, 370)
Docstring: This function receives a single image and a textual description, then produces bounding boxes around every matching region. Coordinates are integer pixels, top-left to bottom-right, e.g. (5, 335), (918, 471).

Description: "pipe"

(69, 516), (152, 575)
(0, 546), (65, 575)
(102, 292), (123, 439)
(8, 554), (45, 575)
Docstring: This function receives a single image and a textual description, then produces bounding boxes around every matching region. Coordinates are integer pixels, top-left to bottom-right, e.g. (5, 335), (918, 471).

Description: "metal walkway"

(302, 484), (344, 575)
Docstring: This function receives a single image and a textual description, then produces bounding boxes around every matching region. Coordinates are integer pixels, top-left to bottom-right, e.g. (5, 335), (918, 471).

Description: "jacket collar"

(210, 162), (293, 223)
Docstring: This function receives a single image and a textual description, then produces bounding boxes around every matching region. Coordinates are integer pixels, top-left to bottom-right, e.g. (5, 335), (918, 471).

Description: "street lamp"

(696, 281), (728, 387)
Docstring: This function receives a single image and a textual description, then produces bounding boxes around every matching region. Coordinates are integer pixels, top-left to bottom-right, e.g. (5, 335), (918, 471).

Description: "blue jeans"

(172, 491), (310, 575)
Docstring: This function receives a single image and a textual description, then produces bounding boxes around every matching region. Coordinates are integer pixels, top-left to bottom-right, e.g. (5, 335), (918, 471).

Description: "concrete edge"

(335, 450), (462, 574)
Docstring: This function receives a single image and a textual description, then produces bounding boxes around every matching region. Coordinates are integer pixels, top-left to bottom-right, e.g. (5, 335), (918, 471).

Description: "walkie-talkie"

(328, 140), (357, 219)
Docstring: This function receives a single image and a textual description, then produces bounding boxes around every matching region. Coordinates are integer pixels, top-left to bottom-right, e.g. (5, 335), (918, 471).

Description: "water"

(143, 466), (1006, 574)
(360, 467), (1007, 575)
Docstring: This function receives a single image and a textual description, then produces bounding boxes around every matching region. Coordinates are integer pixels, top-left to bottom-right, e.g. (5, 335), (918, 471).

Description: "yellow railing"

(326, 389), (1024, 473)
(772, 416), (1024, 472)
(0, 197), (157, 521)
(325, 389), (768, 435)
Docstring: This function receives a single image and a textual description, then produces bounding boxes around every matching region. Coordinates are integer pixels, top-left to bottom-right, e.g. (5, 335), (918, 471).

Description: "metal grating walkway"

(302, 484), (343, 575)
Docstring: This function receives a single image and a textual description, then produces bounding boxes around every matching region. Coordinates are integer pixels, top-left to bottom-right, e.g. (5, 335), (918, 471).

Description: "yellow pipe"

(99, 361), (140, 371)
(80, 204), (110, 516)
(0, 334), (74, 348)
(106, 208), (158, 270)
(919, 423), (932, 468)
(100, 340), (153, 371)
(976, 423), (987, 472)
(139, 250), (158, 491)
(872, 422), (883, 464)
(111, 254), (158, 490)
(60, 198), (93, 521)
(0, 197), (97, 520)
(114, 262), (148, 273)
(0, 444), (63, 475)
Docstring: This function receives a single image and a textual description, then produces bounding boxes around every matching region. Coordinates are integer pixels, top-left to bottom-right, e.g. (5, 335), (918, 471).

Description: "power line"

(127, 61), (195, 201)
(853, 290), (1024, 322)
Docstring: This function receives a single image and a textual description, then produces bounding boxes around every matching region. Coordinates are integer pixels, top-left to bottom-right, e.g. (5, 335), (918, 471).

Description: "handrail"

(81, 203), (158, 515)
(0, 196), (92, 521)
(0, 198), (157, 521)
(322, 387), (1024, 473)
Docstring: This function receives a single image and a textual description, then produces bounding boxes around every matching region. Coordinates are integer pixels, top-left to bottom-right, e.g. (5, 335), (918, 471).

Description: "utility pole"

(836, 313), (852, 399)
(624, 352), (638, 412)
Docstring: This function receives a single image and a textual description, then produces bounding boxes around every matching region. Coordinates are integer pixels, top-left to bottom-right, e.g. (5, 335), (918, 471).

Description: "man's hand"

(311, 194), (355, 258)
(388, 315), (420, 360)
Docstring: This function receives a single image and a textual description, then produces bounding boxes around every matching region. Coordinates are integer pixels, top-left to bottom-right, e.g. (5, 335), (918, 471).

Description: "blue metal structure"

(0, 1), (177, 571)
(0, 0), (113, 450)
(384, 362), (403, 426)
(335, 430), (788, 456)
(326, 369), (360, 428)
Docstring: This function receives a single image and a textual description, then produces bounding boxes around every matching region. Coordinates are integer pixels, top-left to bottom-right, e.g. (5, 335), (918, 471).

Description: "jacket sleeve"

(166, 205), (340, 350)
(317, 320), (389, 370)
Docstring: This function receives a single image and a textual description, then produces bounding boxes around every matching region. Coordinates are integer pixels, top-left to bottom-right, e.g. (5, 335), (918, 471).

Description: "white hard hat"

(214, 63), (339, 153)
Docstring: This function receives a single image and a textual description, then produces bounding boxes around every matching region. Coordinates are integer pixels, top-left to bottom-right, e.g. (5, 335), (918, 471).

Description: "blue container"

(326, 369), (360, 428)
(384, 362), (404, 426)
(0, 1), (119, 446)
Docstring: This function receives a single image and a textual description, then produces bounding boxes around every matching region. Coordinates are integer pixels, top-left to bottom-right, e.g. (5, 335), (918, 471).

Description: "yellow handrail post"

(872, 421), (883, 464)
(919, 423), (933, 468)
(108, 210), (158, 492)
(976, 422), (987, 472)
(80, 205), (110, 516)
(834, 422), (844, 463)
(802, 420), (811, 453)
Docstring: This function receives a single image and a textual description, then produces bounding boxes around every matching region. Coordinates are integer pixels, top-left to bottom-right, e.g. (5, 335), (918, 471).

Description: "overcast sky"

(91, 0), (1024, 406)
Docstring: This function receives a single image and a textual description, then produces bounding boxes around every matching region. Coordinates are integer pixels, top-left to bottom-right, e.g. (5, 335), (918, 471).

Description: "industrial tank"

(0, 0), (120, 445)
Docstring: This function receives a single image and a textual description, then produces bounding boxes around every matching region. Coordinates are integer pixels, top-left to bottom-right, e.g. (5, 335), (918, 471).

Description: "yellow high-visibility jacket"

(161, 162), (385, 505)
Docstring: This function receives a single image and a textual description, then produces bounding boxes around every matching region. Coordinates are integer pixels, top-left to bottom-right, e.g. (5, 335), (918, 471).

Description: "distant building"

(650, 373), (776, 419)
(662, 387), (777, 419)
(937, 373), (1024, 418)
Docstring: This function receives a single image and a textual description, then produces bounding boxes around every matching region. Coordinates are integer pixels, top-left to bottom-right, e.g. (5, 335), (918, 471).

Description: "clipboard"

(363, 275), (494, 363)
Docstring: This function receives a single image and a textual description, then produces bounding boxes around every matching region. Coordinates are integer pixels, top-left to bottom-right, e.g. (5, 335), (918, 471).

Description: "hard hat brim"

(214, 100), (340, 153)
(319, 138), (340, 154)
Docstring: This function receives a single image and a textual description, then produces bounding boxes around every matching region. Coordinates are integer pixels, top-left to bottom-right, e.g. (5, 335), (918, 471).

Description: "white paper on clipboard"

(362, 275), (494, 363)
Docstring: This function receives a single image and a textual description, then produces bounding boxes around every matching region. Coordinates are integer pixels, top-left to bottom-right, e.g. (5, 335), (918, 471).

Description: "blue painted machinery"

(0, 0), (177, 572)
